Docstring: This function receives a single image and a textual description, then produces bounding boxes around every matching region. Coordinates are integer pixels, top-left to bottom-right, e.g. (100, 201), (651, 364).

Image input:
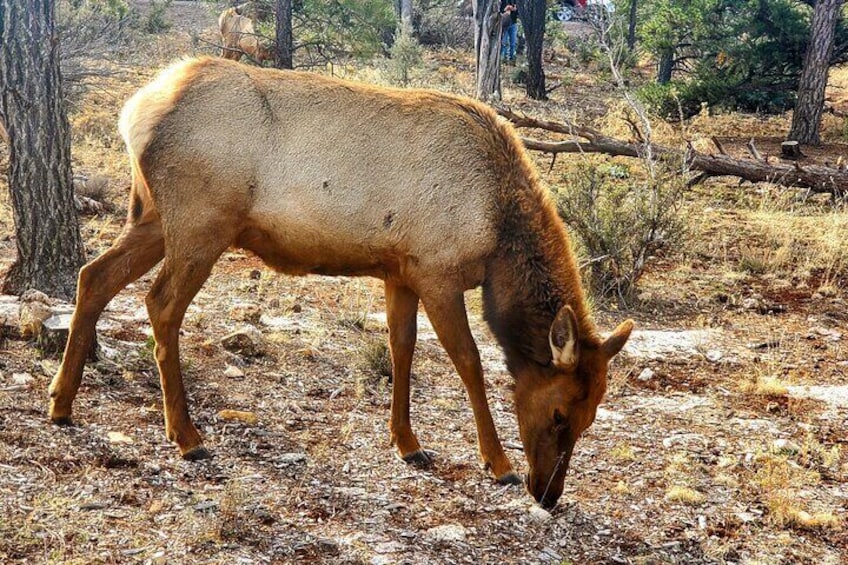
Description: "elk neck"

(482, 159), (599, 376)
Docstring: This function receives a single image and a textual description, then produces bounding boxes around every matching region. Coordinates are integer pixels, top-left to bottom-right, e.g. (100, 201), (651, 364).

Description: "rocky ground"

(0, 2), (846, 564)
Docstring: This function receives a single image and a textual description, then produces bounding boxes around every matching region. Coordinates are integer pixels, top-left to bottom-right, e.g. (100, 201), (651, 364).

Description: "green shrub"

(388, 22), (423, 86)
(555, 160), (688, 302)
(142, 0), (172, 34)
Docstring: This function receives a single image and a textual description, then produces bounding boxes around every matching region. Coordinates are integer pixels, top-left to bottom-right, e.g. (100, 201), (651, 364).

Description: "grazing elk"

(218, 6), (273, 64)
(49, 58), (633, 508)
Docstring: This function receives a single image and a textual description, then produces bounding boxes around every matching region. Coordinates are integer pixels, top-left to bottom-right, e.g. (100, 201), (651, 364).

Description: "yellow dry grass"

(664, 486), (706, 505)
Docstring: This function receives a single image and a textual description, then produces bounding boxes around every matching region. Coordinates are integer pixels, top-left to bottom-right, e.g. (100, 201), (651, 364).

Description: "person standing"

(500, 1), (519, 64)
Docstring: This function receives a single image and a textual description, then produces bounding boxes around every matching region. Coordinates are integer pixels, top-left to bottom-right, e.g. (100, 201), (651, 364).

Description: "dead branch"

(746, 138), (764, 162)
(711, 136), (727, 156)
(497, 108), (848, 196)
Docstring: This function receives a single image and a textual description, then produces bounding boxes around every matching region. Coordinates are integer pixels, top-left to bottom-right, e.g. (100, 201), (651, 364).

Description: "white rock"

(771, 438), (801, 454)
(223, 364), (245, 378)
(637, 368), (654, 382)
(11, 372), (33, 385)
(277, 452), (307, 466)
(528, 505), (552, 523)
(705, 350), (723, 362)
(425, 524), (467, 543)
(220, 325), (265, 356)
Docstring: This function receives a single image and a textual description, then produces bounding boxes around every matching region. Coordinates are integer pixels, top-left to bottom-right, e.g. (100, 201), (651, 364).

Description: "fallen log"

(497, 108), (848, 196)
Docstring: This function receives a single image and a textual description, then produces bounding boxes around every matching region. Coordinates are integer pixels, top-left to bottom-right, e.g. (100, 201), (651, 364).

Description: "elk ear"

(549, 306), (579, 369)
(601, 319), (634, 359)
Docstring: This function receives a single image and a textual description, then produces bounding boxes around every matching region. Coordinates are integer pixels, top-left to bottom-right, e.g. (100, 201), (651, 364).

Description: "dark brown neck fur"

(482, 133), (598, 373)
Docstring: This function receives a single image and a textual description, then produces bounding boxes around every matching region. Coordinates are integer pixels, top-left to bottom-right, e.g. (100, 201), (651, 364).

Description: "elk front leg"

(385, 282), (430, 465)
(421, 289), (520, 485)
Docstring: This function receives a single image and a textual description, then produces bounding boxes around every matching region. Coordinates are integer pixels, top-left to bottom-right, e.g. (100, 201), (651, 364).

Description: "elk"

(49, 58), (633, 508)
(218, 6), (273, 63)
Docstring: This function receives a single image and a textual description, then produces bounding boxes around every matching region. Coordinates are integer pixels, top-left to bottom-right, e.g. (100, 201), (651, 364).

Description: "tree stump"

(38, 313), (97, 359)
(781, 140), (803, 160)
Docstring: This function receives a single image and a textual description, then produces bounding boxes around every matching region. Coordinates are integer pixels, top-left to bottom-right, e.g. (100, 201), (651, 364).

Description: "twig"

(711, 136), (728, 156)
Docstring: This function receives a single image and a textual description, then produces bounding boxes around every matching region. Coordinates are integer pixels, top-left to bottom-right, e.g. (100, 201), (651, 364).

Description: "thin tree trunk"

(473, 0), (501, 101)
(627, 0), (637, 51)
(0, 0), (85, 300)
(275, 0), (293, 69)
(788, 0), (844, 145)
(520, 0), (547, 100)
(400, 0), (413, 26)
(657, 47), (673, 84)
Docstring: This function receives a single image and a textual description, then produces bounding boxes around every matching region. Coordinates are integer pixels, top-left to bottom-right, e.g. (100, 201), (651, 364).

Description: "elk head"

(514, 306), (633, 509)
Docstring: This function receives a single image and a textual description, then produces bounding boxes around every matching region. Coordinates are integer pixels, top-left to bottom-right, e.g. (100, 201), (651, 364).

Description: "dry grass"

(664, 486), (706, 505)
(740, 375), (789, 397)
(751, 453), (841, 531)
(743, 209), (848, 289)
(609, 443), (636, 462)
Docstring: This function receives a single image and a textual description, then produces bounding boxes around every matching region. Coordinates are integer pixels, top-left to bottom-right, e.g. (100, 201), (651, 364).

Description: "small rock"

(217, 409), (258, 425)
(529, 505), (552, 523)
(0, 295), (20, 335)
(705, 350), (723, 362)
(741, 297), (760, 310)
(19, 290), (51, 338)
(220, 326), (265, 357)
(698, 515), (707, 529)
(223, 364), (245, 378)
(538, 547), (562, 562)
(193, 500), (218, 513)
(426, 524), (467, 543)
(229, 302), (261, 323)
(277, 452), (307, 466)
(736, 511), (757, 523)
(107, 431), (134, 445)
(11, 372), (33, 386)
(637, 368), (654, 382)
(315, 538), (339, 554)
(771, 438), (801, 454)
(249, 269), (262, 280)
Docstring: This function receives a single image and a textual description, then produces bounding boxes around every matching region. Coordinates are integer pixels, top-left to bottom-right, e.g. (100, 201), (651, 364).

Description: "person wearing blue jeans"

(500, 1), (518, 63)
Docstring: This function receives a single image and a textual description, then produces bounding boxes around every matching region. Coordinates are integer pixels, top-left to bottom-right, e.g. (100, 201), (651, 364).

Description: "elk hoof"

(51, 415), (74, 427)
(496, 471), (523, 486)
(401, 449), (435, 468)
(182, 446), (212, 461)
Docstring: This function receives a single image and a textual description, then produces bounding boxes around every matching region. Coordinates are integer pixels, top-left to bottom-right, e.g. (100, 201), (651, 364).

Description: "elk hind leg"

(49, 219), (165, 424)
(146, 233), (230, 460)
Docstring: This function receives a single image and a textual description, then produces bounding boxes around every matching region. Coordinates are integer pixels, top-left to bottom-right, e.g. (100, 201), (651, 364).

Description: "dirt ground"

(1, 2), (846, 564)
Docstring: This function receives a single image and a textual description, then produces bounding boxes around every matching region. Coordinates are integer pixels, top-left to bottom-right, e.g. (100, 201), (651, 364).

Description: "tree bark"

(473, 0), (502, 101)
(788, 0), (844, 145)
(399, 0), (413, 26)
(657, 47), (673, 84)
(519, 0), (547, 100)
(275, 0), (293, 69)
(0, 0), (85, 301)
(627, 0), (637, 51)
(497, 108), (848, 196)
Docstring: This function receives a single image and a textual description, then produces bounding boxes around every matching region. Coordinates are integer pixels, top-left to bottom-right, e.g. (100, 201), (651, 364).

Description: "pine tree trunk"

(275, 0), (293, 69)
(0, 0), (85, 301)
(627, 0), (638, 51)
(657, 47), (673, 84)
(473, 0), (501, 102)
(788, 0), (843, 145)
(520, 0), (547, 100)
